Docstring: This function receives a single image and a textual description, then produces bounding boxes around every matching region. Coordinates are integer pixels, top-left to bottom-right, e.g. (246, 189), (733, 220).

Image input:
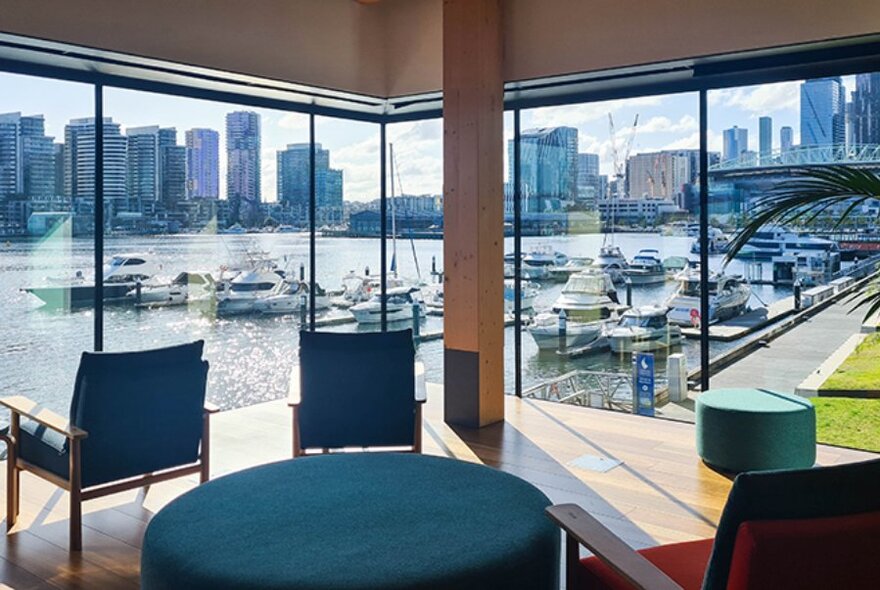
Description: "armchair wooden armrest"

(0, 395), (88, 440)
(546, 504), (683, 590)
(414, 362), (427, 403)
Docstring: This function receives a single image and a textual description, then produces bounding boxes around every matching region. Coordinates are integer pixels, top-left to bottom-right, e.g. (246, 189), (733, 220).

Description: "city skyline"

(0, 71), (869, 209)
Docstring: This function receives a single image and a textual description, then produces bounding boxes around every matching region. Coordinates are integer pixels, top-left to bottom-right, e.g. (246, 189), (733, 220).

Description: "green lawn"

(813, 397), (880, 452)
(821, 333), (880, 391)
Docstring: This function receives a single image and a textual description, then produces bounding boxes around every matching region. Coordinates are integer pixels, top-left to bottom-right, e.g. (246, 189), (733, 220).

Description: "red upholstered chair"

(547, 458), (880, 590)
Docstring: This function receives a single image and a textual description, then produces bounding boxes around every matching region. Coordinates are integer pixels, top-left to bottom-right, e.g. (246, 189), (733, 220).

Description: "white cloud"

(637, 114), (698, 134)
(710, 81), (800, 115)
(527, 95), (665, 129)
(278, 113), (309, 132)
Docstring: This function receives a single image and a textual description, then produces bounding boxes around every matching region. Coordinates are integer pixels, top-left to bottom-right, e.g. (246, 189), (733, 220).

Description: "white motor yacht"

(623, 249), (666, 285)
(24, 253), (159, 308)
(350, 287), (426, 324)
(608, 305), (682, 353)
(330, 271), (405, 308)
(253, 279), (330, 315)
(690, 227), (732, 254)
(128, 271), (216, 308)
(732, 226), (840, 269)
(551, 270), (622, 321)
(665, 266), (753, 326)
(591, 244), (628, 283)
(216, 263), (285, 316)
(523, 245), (568, 267)
(527, 270), (622, 351)
(504, 279), (539, 312)
(547, 256), (595, 282)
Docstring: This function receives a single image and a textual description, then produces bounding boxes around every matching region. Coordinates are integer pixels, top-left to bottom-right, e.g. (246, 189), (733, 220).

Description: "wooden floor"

(0, 385), (875, 589)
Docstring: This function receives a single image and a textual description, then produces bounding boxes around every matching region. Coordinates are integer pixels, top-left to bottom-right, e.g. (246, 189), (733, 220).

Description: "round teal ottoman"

(141, 454), (559, 590)
(696, 388), (816, 473)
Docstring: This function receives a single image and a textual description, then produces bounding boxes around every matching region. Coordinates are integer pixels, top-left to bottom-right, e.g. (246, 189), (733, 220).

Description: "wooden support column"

(442, 0), (504, 428)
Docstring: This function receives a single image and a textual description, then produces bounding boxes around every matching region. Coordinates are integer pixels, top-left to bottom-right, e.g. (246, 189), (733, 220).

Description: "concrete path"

(709, 301), (867, 394)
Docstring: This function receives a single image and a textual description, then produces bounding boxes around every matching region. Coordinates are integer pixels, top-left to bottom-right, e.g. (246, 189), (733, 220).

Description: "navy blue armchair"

(0, 341), (214, 551)
(288, 330), (426, 457)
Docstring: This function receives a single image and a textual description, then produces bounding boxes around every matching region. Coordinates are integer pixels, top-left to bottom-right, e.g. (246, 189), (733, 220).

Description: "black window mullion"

(94, 83), (104, 351)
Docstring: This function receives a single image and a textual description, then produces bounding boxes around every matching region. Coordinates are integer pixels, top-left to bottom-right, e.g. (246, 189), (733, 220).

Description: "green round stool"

(141, 453), (559, 590)
(696, 388), (816, 473)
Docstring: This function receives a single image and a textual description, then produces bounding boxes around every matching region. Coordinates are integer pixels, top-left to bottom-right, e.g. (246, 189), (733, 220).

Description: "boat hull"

(528, 321), (605, 350)
(609, 329), (682, 353)
(24, 283), (134, 309)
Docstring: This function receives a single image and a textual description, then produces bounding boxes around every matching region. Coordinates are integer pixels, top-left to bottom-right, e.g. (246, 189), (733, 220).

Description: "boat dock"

(681, 297), (794, 342)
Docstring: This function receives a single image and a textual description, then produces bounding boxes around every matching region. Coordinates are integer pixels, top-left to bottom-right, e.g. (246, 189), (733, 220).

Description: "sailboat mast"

(390, 143), (398, 277)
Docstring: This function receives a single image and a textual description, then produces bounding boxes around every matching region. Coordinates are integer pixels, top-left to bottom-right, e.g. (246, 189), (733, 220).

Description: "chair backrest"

(298, 329), (415, 450)
(69, 341), (208, 488)
(703, 458), (880, 590)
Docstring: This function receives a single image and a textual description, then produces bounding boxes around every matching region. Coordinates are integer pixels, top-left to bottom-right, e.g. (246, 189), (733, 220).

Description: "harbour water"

(0, 232), (790, 417)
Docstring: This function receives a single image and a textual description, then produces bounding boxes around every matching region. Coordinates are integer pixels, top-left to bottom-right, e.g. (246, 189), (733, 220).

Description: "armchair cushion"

(298, 330), (416, 450)
(18, 419), (69, 480)
(726, 511), (880, 590)
(703, 458), (880, 590)
(576, 538), (713, 590)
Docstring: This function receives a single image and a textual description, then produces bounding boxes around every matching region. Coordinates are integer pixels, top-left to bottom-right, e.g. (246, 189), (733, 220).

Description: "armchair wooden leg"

(200, 412), (211, 484)
(1, 432), (18, 531)
(413, 405), (423, 454)
(291, 405), (302, 458)
(69, 438), (82, 552)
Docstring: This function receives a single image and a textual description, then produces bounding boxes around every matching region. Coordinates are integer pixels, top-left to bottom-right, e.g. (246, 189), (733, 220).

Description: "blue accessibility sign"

(633, 352), (655, 417)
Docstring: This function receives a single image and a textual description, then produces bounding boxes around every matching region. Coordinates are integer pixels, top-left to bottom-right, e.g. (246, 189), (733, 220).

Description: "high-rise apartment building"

(185, 128), (219, 200)
(759, 116), (772, 161)
(507, 126), (578, 212)
(0, 112), (56, 200)
(626, 150), (694, 200)
(226, 111), (261, 225)
(851, 72), (880, 145)
(780, 126), (794, 152)
(576, 152), (602, 203)
(277, 142), (343, 225)
(800, 77), (846, 146)
(64, 117), (127, 206)
(722, 126), (748, 162)
(127, 125), (161, 210)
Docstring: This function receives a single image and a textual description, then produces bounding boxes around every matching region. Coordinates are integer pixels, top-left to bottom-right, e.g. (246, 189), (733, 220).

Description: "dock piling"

(558, 309), (567, 351)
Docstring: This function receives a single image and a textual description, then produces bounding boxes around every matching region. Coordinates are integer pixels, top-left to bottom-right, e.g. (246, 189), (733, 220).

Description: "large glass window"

(103, 88), (310, 409)
(708, 74), (880, 452)
(0, 73), (94, 417)
(313, 116), (382, 336)
(514, 94), (703, 414)
(386, 119), (444, 382)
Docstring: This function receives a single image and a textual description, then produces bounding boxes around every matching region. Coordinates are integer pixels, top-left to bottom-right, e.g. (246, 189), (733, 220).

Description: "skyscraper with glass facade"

(851, 72), (880, 145)
(759, 116), (772, 161)
(185, 128), (220, 200)
(780, 126), (794, 152)
(226, 111), (261, 226)
(722, 126), (748, 162)
(800, 77), (845, 146)
(277, 142), (343, 226)
(508, 126), (578, 213)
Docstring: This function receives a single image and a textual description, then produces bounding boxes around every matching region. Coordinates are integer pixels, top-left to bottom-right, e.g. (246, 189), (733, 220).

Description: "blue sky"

(0, 71), (856, 202)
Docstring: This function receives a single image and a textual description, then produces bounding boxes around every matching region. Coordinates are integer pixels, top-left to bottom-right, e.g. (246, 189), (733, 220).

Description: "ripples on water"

(0, 232), (787, 422)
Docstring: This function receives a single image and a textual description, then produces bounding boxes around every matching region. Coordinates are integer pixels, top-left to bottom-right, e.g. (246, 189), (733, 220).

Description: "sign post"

(632, 352), (655, 417)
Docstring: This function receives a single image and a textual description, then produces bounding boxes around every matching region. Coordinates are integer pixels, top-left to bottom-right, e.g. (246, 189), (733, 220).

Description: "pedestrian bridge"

(709, 143), (880, 175)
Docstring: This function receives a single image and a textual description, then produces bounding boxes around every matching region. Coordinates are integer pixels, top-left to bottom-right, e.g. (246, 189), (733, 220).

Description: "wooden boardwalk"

(0, 386), (874, 589)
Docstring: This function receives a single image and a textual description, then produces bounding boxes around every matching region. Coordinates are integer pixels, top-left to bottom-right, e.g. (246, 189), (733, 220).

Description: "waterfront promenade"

(709, 300), (867, 393)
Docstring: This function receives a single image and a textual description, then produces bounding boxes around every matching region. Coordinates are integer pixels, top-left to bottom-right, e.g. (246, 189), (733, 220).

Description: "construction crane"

(606, 113), (639, 236)
(607, 113), (640, 200)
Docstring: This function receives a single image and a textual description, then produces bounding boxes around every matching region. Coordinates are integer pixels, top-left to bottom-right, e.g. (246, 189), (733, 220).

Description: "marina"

(4, 228), (880, 419)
